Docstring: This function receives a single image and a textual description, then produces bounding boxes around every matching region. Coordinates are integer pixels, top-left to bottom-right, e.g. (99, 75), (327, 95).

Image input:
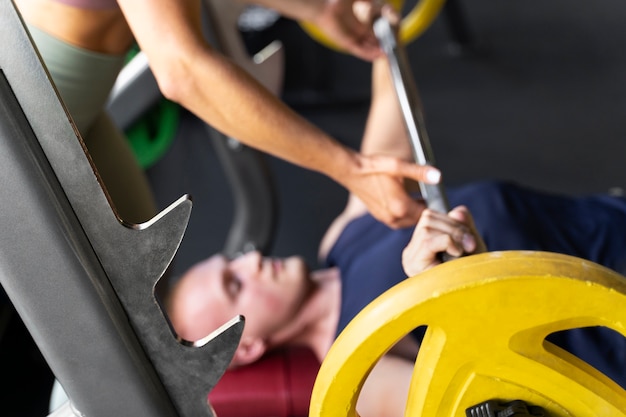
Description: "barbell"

(309, 251), (626, 416)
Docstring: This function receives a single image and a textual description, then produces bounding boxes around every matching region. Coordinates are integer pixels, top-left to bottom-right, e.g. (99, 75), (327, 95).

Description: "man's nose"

(238, 251), (262, 273)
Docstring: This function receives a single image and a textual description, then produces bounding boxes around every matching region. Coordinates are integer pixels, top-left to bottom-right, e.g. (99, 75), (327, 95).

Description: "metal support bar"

(0, 2), (243, 416)
(374, 15), (450, 214)
(209, 135), (279, 258)
(0, 64), (179, 417)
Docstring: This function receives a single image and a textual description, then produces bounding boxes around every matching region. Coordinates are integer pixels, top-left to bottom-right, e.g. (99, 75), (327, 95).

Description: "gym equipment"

(465, 399), (547, 416)
(375, 13), (456, 263)
(210, 347), (320, 417)
(124, 98), (179, 169)
(0, 2), (242, 416)
(310, 251), (626, 416)
(300, 0), (446, 52)
(1, 1), (303, 416)
(374, 14), (448, 213)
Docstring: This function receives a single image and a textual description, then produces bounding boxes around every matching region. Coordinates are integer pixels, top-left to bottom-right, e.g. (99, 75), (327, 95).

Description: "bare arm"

(248, 0), (382, 61)
(119, 0), (439, 230)
(357, 354), (414, 417)
(118, 0), (348, 174)
(361, 57), (414, 159)
(318, 56), (435, 258)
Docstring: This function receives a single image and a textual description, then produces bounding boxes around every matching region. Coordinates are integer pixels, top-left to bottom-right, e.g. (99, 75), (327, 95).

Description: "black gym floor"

(2, 1), (626, 415)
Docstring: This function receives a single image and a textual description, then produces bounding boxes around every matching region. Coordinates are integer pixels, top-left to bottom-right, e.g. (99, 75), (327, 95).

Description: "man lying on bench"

(167, 58), (626, 417)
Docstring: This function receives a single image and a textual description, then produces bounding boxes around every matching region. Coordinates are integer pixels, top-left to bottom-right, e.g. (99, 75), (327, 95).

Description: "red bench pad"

(208, 346), (321, 417)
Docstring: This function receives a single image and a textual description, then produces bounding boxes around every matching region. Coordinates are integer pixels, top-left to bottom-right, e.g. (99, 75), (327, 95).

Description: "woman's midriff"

(15, 0), (134, 54)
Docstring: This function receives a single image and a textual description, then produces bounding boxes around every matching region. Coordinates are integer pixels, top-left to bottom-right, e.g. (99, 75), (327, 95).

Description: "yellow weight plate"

(310, 251), (626, 417)
(300, 0), (447, 51)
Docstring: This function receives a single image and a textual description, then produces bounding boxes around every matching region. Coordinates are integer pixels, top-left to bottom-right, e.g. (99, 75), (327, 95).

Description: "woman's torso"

(15, 0), (133, 54)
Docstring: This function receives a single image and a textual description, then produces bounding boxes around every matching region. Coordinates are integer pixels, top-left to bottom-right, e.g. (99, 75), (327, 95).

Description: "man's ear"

(231, 337), (267, 367)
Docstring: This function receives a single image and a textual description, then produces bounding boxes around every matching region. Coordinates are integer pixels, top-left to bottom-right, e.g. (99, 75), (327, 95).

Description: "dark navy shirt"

(324, 181), (626, 387)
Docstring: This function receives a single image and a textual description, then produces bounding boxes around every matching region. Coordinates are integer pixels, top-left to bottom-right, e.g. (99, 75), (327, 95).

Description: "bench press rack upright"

(0, 2), (244, 416)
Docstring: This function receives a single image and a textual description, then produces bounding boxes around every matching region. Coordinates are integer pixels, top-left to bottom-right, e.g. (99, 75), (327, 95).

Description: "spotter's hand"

(306, 0), (389, 61)
(402, 205), (487, 276)
(341, 153), (441, 229)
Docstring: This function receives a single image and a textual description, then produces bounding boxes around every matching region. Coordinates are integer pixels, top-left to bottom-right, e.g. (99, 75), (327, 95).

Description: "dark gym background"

(2, 0), (626, 415)
(153, 0), (626, 274)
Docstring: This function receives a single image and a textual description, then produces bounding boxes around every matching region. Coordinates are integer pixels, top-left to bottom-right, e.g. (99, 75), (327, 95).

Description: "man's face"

(169, 251), (313, 344)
